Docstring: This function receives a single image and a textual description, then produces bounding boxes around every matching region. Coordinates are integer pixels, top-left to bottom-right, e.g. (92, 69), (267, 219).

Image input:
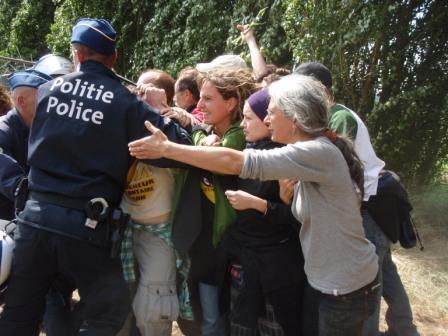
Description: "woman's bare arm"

(129, 120), (244, 175)
(236, 24), (268, 81)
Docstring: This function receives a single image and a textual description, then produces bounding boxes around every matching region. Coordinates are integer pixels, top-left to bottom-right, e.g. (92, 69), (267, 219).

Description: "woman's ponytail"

(327, 131), (365, 199)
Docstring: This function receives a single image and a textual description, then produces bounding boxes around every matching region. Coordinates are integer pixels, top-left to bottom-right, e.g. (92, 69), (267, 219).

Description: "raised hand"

(236, 24), (256, 44)
(137, 83), (168, 110)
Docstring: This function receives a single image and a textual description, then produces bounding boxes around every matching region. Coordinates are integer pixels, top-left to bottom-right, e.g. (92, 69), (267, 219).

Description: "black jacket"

(19, 60), (190, 243)
(217, 139), (305, 332)
(0, 109), (29, 219)
(364, 171), (414, 244)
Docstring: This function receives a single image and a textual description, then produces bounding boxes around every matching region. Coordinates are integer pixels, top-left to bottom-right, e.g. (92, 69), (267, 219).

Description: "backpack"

(364, 171), (424, 250)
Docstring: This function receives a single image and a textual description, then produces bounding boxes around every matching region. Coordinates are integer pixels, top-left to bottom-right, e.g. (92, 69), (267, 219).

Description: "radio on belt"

(84, 198), (109, 229)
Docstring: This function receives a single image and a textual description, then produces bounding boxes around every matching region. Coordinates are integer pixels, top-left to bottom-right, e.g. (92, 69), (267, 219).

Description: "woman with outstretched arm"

(129, 73), (379, 336)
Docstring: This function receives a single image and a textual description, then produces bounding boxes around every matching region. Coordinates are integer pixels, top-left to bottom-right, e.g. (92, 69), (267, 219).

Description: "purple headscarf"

(247, 88), (270, 121)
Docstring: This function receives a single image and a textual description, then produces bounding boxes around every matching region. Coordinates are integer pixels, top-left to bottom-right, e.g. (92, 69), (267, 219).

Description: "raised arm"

(236, 24), (268, 81)
(129, 120), (244, 175)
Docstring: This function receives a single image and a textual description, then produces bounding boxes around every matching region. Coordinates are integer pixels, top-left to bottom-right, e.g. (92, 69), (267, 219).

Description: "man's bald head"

(12, 86), (38, 127)
(7, 69), (52, 127)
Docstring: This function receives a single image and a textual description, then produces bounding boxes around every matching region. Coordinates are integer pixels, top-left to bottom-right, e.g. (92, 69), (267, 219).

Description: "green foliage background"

(0, 0), (446, 186)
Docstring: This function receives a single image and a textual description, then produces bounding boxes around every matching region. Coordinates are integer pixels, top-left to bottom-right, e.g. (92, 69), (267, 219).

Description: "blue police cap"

(71, 18), (116, 55)
(7, 69), (52, 90)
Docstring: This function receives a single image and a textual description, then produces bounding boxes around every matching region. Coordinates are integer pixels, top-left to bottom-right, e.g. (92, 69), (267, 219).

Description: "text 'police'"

(46, 77), (115, 125)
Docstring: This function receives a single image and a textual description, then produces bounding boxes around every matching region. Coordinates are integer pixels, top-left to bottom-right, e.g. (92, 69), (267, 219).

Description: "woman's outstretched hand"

(128, 120), (169, 159)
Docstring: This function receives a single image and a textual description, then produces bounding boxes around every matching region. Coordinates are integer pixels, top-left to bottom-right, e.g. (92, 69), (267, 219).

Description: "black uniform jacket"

(0, 109), (29, 219)
(18, 60), (190, 244)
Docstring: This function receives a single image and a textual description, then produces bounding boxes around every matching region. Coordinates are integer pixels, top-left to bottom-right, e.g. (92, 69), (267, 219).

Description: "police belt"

(28, 191), (129, 255)
(28, 191), (112, 212)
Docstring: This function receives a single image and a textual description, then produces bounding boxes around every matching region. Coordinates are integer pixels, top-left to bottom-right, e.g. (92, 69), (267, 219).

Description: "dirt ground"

(381, 222), (448, 336)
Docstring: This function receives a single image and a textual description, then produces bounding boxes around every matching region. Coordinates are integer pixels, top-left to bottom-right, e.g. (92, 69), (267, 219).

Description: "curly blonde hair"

(200, 68), (259, 122)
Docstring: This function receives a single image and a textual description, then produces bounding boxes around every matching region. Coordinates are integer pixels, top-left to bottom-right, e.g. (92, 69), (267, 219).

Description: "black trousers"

(0, 223), (131, 336)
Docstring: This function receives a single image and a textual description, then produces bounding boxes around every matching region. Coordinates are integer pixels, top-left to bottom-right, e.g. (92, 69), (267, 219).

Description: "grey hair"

(269, 74), (365, 198)
(268, 74), (330, 135)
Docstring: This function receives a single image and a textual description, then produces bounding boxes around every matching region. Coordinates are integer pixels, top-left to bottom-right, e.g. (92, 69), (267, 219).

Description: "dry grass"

(382, 225), (448, 336)
(378, 182), (448, 336)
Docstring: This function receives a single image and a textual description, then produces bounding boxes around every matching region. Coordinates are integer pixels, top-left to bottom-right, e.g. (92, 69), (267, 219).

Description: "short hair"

(71, 42), (111, 64)
(176, 67), (200, 101)
(293, 62), (333, 89)
(0, 86), (13, 116)
(140, 69), (175, 106)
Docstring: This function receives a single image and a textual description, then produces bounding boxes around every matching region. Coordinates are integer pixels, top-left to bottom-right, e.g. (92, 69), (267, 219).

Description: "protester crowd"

(0, 18), (420, 336)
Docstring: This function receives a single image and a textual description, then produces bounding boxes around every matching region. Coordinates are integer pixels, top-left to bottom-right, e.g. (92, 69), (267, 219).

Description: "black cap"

(294, 62), (332, 89)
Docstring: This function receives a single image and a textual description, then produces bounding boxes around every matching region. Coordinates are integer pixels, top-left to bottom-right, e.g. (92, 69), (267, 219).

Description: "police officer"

(0, 57), (73, 220)
(0, 68), (81, 335)
(0, 18), (189, 336)
(0, 69), (52, 220)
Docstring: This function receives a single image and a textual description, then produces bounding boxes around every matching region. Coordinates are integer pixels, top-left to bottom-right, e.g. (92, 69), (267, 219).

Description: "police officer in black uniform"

(0, 70), (52, 220)
(0, 18), (190, 336)
(0, 66), (84, 335)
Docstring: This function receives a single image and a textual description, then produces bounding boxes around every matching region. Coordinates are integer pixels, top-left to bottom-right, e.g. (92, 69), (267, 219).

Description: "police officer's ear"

(71, 47), (84, 70)
(11, 89), (25, 110)
(14, 95), (26, 118)
(15, 95), (25, 110)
